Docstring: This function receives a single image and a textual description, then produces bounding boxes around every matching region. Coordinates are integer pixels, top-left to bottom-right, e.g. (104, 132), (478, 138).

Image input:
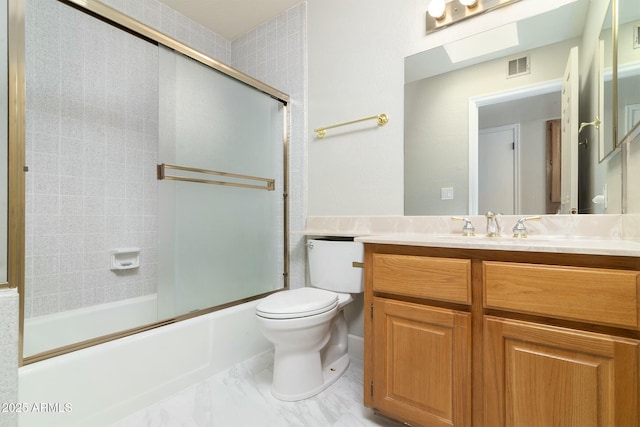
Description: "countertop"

(304, 215), (640, 257)
(354, 233), (640, 257)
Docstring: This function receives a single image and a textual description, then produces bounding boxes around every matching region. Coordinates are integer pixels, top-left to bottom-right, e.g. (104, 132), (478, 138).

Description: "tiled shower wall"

(24, 0), (307, 318)
(25, 0), (160, 317)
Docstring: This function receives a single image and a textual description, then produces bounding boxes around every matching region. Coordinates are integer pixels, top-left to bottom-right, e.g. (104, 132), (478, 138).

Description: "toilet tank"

(307, 239), (364, 293)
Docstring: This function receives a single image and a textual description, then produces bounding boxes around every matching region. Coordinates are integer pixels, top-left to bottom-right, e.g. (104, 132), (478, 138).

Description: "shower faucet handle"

(451, 217), (475, 236)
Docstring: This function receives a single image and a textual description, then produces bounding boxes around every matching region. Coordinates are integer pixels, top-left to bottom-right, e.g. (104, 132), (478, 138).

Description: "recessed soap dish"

(110, 247), (140, 271)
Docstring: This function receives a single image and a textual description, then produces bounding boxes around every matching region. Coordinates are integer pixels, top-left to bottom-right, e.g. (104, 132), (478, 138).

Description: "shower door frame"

(9, 0), (291, 365)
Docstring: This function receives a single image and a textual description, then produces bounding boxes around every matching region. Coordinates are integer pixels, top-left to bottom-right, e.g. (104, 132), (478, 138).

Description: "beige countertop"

(353, 233), (640, 257)
(304, 215), (640, 257)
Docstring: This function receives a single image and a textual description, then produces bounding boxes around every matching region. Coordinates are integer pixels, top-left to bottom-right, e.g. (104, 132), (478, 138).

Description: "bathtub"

(23, 294), (158, 357)
(18, 299), (271, 427)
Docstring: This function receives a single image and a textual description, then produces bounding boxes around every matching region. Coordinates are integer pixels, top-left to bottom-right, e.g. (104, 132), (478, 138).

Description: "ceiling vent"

(507, 55), (530, 78)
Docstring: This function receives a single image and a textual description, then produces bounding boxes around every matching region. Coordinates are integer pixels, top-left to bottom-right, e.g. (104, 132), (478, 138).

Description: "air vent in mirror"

(507, 55), (530, 78)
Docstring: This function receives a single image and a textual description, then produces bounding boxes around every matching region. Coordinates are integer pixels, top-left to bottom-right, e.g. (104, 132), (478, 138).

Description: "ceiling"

(156, 0), (301, 40)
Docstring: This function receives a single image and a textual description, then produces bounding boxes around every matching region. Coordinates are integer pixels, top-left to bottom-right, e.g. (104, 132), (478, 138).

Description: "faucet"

(512, 216), (542, 238)
(485, 211), (501, 237)
(451, 217), (475, 236)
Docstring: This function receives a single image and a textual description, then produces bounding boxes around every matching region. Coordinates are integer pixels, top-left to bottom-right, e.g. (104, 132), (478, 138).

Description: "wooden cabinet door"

(371, 297), (471, 427)
(484, 316), (640, 427)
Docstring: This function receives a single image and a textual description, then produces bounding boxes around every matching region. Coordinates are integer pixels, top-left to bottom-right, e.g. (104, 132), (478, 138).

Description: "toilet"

(255, 238), (364, 401)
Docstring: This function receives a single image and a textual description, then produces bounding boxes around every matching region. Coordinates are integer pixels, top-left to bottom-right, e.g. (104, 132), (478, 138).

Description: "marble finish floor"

(109, 350), (404, 427)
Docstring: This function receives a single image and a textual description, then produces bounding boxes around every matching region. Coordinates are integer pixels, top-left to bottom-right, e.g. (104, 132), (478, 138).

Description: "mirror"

(404, 0), (615, 215)
(600, 1), (614, 161)
(617, 0), (640, 145)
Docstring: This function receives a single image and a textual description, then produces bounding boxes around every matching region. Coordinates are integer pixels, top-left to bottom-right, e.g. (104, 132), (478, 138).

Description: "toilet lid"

(256, 288), (338, 319)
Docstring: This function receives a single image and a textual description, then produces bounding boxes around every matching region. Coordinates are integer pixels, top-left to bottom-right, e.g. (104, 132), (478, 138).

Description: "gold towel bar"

(157, 163), (275, 191)
(314, 113), (389, 138)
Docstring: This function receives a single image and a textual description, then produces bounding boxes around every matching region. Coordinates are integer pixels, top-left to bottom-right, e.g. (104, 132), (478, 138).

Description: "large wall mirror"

(405, 0), (619, 216)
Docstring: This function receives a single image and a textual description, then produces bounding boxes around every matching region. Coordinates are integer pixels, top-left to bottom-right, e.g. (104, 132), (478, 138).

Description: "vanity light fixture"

(426, 0), (522, 34)
(458, 0), (478, 7)
(427, 0), (446, 21)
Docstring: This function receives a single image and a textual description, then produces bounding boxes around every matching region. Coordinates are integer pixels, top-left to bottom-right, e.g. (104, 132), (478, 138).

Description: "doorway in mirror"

(478, 125), (518, 215)
(472, 82), (562, 215)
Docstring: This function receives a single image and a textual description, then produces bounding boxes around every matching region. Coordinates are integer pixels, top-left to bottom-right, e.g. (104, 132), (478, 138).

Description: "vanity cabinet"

(483, 316), (639, 426)
(365, 251), (473, 426)
(370, 298), (471, 427)
(482, 261), (640, 426)
(363, 244), (640, 427)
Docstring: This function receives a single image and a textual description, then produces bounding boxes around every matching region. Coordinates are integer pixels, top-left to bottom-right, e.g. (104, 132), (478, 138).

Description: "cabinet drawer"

(372, 254), (471, 304)
(484, 261), (640, 329)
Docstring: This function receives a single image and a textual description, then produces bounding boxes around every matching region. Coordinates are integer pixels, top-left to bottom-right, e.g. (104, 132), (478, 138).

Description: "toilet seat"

(256, 288), (338, 319)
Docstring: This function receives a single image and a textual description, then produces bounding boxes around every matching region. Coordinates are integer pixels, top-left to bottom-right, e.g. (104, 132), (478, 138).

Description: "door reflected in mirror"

(476, 89), (561, 215)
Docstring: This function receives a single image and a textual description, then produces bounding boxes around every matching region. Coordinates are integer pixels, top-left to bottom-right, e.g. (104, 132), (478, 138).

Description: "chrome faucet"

(485, 211), (501, 237)
(451, 217), (475, 236)
(512, 216), (542, 238)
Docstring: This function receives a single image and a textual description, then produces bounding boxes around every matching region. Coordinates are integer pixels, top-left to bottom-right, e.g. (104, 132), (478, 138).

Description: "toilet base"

(272, 352), (350, 401)
(258, 298), (354, 402)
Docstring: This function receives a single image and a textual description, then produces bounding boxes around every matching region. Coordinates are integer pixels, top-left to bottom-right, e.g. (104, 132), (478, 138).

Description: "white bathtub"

(18, 299), (271, 427)
(23, 294), (158, 357)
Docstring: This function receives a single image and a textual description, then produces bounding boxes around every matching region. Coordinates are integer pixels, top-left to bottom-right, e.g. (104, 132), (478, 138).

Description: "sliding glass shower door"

(157, 47), (286, 318)
(21, 0), (289, 362)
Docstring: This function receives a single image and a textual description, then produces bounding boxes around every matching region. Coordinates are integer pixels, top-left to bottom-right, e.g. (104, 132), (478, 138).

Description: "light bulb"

(459, 0), (478, 7)
(428, 0), (446, 20)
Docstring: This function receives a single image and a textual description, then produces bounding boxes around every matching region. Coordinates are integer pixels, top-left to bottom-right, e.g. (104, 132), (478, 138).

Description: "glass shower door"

(158, 46), (286, 318)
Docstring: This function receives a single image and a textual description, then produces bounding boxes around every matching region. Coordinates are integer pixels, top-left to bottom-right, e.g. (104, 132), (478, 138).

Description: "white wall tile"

(25, 0), (160, 321)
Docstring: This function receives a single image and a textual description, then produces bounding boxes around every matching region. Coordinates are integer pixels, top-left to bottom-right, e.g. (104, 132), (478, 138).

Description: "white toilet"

(255, 238), (364, 401)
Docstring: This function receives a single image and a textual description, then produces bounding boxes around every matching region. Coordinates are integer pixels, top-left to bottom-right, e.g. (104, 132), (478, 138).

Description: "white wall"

(307, 0), (405, 215)
(307, 0), (582, 215)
